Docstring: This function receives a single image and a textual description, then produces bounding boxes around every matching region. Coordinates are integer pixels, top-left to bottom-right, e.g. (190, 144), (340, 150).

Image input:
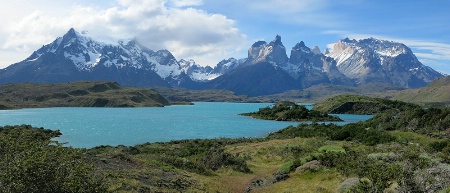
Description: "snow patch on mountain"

(376, 48), (407, 57)
(279, 62), (304, 79)
(329, 51), (353, 66)
(178, 59), (222, 81)
(190, 72), (221, 81)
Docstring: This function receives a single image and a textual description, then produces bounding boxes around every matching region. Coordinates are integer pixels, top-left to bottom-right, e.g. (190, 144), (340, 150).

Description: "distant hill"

(260, 83), (404, 103)
(150, 83), (405, 104)
(392, 76), (450, 107)
(149, 87), (260, 102)
(313, 94), (420, 115)
(0, 81), (169, 109)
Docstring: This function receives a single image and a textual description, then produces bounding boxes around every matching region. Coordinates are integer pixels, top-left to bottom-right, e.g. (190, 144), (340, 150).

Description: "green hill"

(393, 76), (450, 107)
(149, 86), (259, 102)
(313, 94), (419, 114)
(240, 101), (342, 121)
(0, 81), (169, 109)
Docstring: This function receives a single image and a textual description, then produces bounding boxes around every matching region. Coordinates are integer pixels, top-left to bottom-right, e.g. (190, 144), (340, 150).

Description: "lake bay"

(0, 102), (371, 148)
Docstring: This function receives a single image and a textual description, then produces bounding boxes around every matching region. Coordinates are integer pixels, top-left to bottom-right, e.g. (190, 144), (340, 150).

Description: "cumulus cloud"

(0, 0), (246, 67)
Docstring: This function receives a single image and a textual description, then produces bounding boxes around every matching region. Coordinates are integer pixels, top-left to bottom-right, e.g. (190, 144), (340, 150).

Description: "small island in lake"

(240, 101), (343, 122)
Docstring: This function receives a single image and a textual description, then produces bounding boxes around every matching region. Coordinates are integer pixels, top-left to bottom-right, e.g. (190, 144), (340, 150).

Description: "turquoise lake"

(0, 102), (372, 148)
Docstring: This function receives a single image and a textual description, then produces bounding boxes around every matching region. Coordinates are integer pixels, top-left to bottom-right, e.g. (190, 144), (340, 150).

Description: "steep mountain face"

(204, 36), (353, 96)
(283, 41), (353, 88)
(0, 28), (219, 87)
(326, 38), (443, 88)
(205, 36), (299, 96)
(205, 62), (297, 96)
(248, 35), (289, 65)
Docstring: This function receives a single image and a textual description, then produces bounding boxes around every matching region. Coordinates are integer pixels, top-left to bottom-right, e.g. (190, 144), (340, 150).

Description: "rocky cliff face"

(248, 35), (289, 65)
(281, 41), (352, 87)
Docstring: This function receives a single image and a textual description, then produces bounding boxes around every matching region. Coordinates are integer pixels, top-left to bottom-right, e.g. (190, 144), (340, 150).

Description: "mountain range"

(0, 28), (444, 96)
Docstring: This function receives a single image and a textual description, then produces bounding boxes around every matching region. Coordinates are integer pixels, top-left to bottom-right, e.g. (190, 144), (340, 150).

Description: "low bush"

(201, 147), (250, 173)
(277, 160), (301, 174)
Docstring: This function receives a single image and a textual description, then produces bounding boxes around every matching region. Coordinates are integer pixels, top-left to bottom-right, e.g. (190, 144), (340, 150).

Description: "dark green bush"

(429, 141), (449, 152)
(268, 122), (395, 146)
(0, 125), (108, 193)
(200, 147), (250, 173)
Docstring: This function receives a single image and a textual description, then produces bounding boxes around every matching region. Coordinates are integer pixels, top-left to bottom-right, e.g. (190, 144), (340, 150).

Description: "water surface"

(0, 102), (371, 148)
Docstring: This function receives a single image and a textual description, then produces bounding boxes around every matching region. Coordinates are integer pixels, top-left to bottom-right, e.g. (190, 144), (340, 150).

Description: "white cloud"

(169, 0), (203, 7)
(0, 0), (246, 68)
(2, 11), (69, 51)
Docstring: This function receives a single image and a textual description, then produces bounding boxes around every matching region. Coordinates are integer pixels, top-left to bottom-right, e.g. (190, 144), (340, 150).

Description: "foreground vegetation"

(2, 95), (450, 192)
(0, 125), (107, 192)
(0, 81), (170, 109)
(240, 101), (342, 122)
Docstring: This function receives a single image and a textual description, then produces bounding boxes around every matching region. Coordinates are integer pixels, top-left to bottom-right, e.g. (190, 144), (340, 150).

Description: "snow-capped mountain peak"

(326, 37), (442, 87)
(18, 28), (232, 86)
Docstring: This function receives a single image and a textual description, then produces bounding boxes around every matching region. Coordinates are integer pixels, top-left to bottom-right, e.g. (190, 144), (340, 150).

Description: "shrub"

(318, 145), (346, 153)
(277, 160), (301, 174)
(0, 125), (108, 193)
(430, 141), (450, 152)
(200, 147), (250, 173)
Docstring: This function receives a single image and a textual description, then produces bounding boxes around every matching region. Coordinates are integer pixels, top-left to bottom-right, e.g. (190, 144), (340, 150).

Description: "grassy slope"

(393, 76), (450, 107)
(312, 94), (419, 114)
(90, 137), (347, 192)
(150, 83), (404, 104)
(263, 83), (404, 103)
(0, 81), (170, 109)
(223, 138), (345, 193)
(150, 86), (261, 102)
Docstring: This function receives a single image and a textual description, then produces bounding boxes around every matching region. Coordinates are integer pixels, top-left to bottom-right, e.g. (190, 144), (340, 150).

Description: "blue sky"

(1, 0), (449, 74)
